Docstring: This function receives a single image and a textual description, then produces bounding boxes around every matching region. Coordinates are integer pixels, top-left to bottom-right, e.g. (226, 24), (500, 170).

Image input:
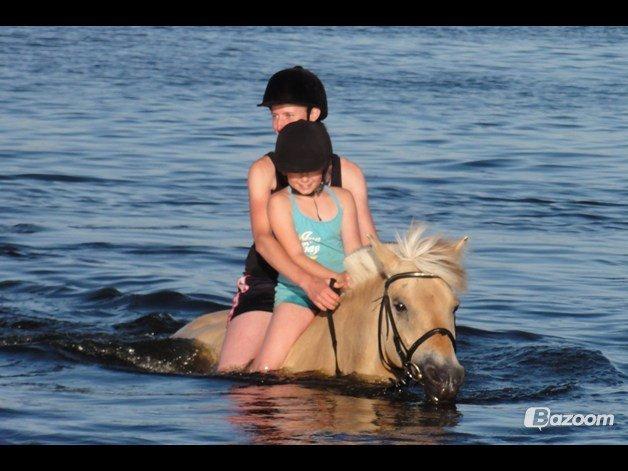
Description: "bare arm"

(268, 193), (341, 281)
(247, 157), (340, 310)
(340, 158), (378, 245)
(335, 188), (362, 255)
(248, 159), (308, 285)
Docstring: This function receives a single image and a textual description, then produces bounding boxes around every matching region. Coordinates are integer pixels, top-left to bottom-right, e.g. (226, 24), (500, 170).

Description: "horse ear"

(454, 236), (469, 254)
(367, 234), (400, 276)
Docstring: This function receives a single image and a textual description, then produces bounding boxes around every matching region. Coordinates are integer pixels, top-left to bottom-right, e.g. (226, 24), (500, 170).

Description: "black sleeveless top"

(243, 152), (343, 281)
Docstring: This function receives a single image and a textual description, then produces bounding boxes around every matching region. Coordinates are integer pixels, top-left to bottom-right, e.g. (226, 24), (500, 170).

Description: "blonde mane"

(344, 223), (467, 295)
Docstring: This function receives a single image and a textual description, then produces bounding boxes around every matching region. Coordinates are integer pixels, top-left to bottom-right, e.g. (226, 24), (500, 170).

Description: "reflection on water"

(226, 383), (461, 444)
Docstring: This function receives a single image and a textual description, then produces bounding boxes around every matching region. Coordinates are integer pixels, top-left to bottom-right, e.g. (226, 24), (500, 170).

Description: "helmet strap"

(323, 165), (331, 186)
(306, 105), (313, 121)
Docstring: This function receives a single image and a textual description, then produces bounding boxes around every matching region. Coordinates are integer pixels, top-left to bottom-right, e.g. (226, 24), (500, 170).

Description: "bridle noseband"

(377, 271), (457, 386)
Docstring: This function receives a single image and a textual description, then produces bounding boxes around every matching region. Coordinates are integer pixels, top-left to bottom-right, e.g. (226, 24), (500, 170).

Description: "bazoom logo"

(524, 407), (614, 430)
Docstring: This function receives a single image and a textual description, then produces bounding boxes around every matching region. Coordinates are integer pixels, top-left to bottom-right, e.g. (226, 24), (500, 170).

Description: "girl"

(250, 120), (362, 372)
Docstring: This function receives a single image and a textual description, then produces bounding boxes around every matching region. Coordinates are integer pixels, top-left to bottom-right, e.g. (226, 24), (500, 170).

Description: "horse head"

(366, 226), (468, 404)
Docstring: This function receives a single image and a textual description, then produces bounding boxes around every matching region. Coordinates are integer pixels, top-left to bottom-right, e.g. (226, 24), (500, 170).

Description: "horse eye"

(453, 304), (460, 314)
(393, 302), (407, 313)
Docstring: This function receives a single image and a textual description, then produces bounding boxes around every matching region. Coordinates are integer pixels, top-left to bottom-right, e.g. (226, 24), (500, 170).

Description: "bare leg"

(217, 310), (272, 372)
(250, 303), (315, 373)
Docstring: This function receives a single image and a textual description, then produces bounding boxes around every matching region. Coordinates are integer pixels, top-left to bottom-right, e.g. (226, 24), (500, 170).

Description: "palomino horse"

(172, 224), (468, 403)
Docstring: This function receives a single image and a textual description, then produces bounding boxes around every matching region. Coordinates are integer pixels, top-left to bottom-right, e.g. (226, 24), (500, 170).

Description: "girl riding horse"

(249, 120), (362, 372)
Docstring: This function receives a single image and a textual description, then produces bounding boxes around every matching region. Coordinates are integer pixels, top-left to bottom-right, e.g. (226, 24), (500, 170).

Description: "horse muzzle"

(416, 358), (465, 404)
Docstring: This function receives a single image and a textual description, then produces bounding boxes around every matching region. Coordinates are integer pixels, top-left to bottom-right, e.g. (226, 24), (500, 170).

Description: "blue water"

(1, 26), (626, 444)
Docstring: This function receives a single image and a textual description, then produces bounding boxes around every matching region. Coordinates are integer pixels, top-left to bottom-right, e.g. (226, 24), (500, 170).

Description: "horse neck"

(336, 276), (395, 380)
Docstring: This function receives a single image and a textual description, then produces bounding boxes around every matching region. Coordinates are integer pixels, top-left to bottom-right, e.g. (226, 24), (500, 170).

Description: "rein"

(325, 278), (342, 377)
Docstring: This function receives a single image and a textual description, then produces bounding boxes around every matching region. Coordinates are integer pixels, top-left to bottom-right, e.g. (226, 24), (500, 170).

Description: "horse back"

(171, 309), (230, 356)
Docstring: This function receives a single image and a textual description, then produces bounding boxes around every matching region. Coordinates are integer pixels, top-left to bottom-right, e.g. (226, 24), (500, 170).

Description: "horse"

(172, 223), (468, 403)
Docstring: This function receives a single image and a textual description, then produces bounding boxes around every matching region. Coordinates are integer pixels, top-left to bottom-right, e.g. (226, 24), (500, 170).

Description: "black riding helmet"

(258, 66), (328, 121)
(271, 120), (332, 174)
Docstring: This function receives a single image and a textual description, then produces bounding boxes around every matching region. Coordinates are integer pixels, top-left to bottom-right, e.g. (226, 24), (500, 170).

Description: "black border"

(3, 6), (628, 26)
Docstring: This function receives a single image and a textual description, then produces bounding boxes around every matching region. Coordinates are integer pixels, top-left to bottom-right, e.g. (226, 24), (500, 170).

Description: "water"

(1, 26), (626, 444)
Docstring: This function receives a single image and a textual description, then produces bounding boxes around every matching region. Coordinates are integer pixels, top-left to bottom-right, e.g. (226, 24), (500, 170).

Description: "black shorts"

(227, 273), (276, 322)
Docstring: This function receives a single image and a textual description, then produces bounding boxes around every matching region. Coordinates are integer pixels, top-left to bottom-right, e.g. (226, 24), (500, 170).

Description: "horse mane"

(344, 223), (467, 296)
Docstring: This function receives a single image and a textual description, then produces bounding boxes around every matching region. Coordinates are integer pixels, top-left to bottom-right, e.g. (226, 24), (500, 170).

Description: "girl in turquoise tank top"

(250, 120), (362, 373)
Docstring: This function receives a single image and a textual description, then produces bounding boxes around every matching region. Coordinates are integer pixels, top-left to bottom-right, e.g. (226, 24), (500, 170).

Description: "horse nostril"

(420, 362), (464, 403)
(423, 362), (465, 392)
(424, 363), (445, 385)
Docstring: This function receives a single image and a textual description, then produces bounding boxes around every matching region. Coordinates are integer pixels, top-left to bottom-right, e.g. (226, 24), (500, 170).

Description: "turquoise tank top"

(275, 186), (345, 309)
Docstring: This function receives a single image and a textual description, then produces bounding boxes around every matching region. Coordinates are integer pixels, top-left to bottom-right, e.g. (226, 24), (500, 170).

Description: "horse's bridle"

(325, 271), (458, 385)
(377, 271), (457, 385)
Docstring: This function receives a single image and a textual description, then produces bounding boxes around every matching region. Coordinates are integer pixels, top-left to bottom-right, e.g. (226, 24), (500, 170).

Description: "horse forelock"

(343, 223), (467, 296)
(393, 223), (467, 294)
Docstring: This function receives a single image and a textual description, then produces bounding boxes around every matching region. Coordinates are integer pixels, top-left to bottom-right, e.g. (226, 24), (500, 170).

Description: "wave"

(0, 173), (131, 185)
(457, 337), (623, 404)
(83, 288), (227, 312)
(0, 223), (47, 234)
(1, 280), (230, 321)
